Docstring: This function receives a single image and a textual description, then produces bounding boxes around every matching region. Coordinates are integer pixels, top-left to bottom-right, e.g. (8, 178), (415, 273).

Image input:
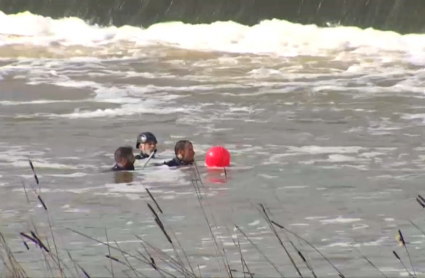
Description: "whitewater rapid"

(1, 11), (425, 63)
(1, 10), (425, 278)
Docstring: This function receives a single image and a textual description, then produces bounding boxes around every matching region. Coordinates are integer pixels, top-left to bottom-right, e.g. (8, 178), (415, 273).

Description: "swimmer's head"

(175, 140), (195, 164)
(114, 146), (135, 169)
(136, 132), (157, 156)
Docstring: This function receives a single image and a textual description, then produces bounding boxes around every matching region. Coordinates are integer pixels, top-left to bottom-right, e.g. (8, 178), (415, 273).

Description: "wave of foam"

(320, 216), (362, 224)
(0, 99), (90, 106)
(2, 11), (425, 60)
(0, 72), (200, 118)
(0, 143), (98, 173)
(49, 105), (190, 119)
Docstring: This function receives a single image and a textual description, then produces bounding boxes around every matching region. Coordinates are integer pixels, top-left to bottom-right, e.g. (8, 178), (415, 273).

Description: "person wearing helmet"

(135, 132), (158, 160)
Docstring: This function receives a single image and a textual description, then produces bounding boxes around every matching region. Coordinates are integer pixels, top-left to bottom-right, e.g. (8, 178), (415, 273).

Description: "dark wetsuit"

(135, 153), (149, 160)
(161, 157), (193, 167)
(135, 150), (156, 160)
(111, 164), (135, 172)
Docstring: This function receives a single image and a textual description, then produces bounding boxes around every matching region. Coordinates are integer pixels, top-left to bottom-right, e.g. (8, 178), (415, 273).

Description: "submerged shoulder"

(158, 158), (178, 167)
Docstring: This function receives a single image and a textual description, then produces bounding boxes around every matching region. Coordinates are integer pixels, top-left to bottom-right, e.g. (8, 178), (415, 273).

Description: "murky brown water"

(2, 13), (425, 277)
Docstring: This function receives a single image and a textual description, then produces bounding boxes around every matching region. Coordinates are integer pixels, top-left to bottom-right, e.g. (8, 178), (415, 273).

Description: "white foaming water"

(0, 99), (90, 106)
(3, 11), (425, 123)
(2, 72), (201, 118)
(2, 11), (425, 276)
(54, 104), (189, 119)
(320, 216), (362, 224)
(1, 11), (425, 62)
(287, 146), (365, 155)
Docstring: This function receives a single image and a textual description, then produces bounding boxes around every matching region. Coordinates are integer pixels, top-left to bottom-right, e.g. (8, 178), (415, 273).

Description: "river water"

(1, 11), (425, 278)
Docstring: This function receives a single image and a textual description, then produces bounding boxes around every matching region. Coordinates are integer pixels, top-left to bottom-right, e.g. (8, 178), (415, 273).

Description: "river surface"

(1, 11), (425, 278)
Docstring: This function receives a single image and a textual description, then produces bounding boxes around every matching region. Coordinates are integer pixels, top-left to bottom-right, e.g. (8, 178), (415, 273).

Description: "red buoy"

(205, 146), (230, 167)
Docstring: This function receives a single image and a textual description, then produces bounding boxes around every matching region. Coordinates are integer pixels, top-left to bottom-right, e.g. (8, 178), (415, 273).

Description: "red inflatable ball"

(205, 146), (231, 167)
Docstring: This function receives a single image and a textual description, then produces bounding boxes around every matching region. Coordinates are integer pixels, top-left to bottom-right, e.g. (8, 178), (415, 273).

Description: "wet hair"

(114, 146), (134, 163)
(174, 140), (192, 156)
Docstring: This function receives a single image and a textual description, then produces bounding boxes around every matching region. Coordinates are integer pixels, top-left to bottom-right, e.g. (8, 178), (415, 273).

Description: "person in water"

(160, 140), (196, 167)
(111, 146), (135, 172)
(135, 132), (158, 160)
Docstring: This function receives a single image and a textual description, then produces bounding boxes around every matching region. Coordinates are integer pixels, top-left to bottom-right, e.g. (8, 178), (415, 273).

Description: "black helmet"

(136, 132), (157, 148)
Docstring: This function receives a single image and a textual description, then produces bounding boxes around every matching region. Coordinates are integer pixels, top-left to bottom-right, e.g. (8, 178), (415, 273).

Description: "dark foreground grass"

(0, 159), (423, 277)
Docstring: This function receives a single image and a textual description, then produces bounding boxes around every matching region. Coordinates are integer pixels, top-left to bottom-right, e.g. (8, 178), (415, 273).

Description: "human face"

(140, 141), (157, 155)
(120, 153), (135, 167)
(128, 153), (135, 165)
(182, 143), (195, 163)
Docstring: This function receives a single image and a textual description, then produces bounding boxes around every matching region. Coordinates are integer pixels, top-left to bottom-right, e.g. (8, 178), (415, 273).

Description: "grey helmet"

(136, 132), (157, 149)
